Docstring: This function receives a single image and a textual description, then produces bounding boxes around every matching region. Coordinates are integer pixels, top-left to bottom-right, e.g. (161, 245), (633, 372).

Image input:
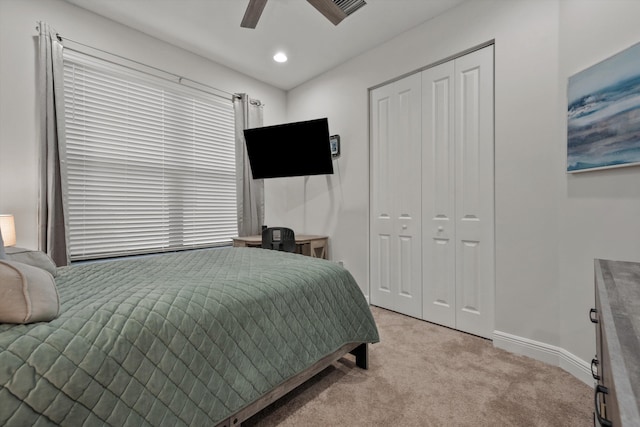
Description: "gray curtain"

(38, 22), (69, 266)
(0, 227), (6, 259)
(233, 94), (264, 236)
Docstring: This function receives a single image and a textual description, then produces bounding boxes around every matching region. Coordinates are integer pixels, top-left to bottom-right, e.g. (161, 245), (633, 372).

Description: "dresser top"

(596, 259), (640, 424)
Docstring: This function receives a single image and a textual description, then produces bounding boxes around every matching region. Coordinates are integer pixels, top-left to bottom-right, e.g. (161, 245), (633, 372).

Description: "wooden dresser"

(592, 259), (640, 426)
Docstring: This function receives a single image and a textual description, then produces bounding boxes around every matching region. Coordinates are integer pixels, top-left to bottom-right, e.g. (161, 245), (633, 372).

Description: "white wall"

(280, 0), (563, 346)
(557, 0), (640, 366)
(0, 0), (287, 248)
(274, 0), (640, 369)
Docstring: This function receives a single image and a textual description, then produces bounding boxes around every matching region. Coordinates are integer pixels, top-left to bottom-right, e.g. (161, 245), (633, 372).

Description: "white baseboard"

(559, 347), (594, 387)
(493, 330), (593, 386)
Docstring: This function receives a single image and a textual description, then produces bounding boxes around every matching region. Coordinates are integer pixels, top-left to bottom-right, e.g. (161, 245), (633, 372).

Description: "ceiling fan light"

(273, 52), (288, 63)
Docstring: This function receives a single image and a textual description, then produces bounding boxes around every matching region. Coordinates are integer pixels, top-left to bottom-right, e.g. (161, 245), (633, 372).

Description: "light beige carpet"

(244, 306), (592, 426)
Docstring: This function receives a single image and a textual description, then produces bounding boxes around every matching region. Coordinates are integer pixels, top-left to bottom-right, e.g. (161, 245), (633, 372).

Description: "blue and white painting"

(567, 42), (640, 172)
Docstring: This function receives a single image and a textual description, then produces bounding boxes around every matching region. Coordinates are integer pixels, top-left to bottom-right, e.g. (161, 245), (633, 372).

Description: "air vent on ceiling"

(334, 0), (367, 16)
(242, 0), (366, 29)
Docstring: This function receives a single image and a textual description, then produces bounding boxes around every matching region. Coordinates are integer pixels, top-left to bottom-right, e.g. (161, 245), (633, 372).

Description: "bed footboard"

(216, 342), (369, 427)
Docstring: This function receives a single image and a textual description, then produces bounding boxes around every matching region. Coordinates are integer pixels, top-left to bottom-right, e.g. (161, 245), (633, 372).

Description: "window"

(63, 51), (237, 260)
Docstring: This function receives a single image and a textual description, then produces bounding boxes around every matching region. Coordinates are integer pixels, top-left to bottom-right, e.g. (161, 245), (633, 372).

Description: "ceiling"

(62, 0), (466, 91)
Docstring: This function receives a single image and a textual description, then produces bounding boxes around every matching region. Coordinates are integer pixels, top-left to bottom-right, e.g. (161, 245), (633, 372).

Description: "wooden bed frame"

(215, 342), (369, 426)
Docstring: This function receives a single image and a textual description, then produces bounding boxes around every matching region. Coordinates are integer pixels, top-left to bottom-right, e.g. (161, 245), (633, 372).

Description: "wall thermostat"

(330, 134), (340, 158)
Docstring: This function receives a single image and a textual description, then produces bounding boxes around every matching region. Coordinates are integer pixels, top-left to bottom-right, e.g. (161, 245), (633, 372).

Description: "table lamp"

(0, 214), (16, 247)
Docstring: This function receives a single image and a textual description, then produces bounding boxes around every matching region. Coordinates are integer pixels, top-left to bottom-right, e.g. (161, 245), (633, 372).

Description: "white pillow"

(5, 247), (57, 277)
(0, 260), (60, 324)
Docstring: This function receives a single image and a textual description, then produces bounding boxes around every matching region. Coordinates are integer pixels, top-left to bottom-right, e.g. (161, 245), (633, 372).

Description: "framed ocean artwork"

(567, 42), (640, 172)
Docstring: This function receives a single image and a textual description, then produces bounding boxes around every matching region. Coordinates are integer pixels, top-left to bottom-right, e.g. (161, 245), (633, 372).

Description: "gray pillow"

(0, 228), (5, 260)
(0, 260), (60, 324)
(5, 247), (57, 277)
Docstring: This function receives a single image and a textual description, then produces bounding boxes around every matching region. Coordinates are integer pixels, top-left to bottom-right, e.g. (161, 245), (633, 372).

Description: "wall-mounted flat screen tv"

(243, 118), (334, 179)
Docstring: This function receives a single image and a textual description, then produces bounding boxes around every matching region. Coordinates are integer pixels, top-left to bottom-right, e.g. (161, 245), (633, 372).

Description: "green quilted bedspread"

(0, 247), (379, 426)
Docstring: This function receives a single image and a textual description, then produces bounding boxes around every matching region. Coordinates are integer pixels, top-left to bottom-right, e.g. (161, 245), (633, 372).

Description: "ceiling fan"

(241, 0), (366, 29)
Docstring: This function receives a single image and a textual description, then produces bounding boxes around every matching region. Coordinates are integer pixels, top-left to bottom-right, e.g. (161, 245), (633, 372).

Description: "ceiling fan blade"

(241, 0), (268, 29)
(307, 0), (347, 26)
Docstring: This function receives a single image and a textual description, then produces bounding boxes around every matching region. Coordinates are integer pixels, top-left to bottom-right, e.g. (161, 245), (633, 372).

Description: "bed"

(0, 247), (379, 426)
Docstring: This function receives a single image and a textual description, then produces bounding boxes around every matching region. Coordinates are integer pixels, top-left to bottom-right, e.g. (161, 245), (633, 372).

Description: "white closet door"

(422, 61), (456, 328)
(421, 45), (494, 338)
(454, 46), (494, 338)
(370, 73), (422, 318)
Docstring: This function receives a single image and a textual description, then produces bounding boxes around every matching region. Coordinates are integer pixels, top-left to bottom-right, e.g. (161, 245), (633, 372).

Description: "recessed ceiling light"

(273, 52), (288, 63)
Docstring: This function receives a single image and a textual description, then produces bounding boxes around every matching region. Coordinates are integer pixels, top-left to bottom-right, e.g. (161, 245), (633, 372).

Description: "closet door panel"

(370, 73), (422, 318)
(460, 240), (480, 315)
(454, 46), (495, 339)
(376, 234), (392, 293)
(393, 74), (422, 317)
(370, 85), (395, 311)
(395, 76), (422, 317)
(422, 61), (456, 328)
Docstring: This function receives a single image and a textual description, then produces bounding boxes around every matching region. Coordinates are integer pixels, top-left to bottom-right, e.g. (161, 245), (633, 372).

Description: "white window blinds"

(62, 50), (237, 260)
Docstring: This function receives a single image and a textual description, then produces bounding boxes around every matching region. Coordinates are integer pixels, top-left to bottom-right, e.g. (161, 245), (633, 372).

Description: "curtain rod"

(52, 31), (238, 101)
